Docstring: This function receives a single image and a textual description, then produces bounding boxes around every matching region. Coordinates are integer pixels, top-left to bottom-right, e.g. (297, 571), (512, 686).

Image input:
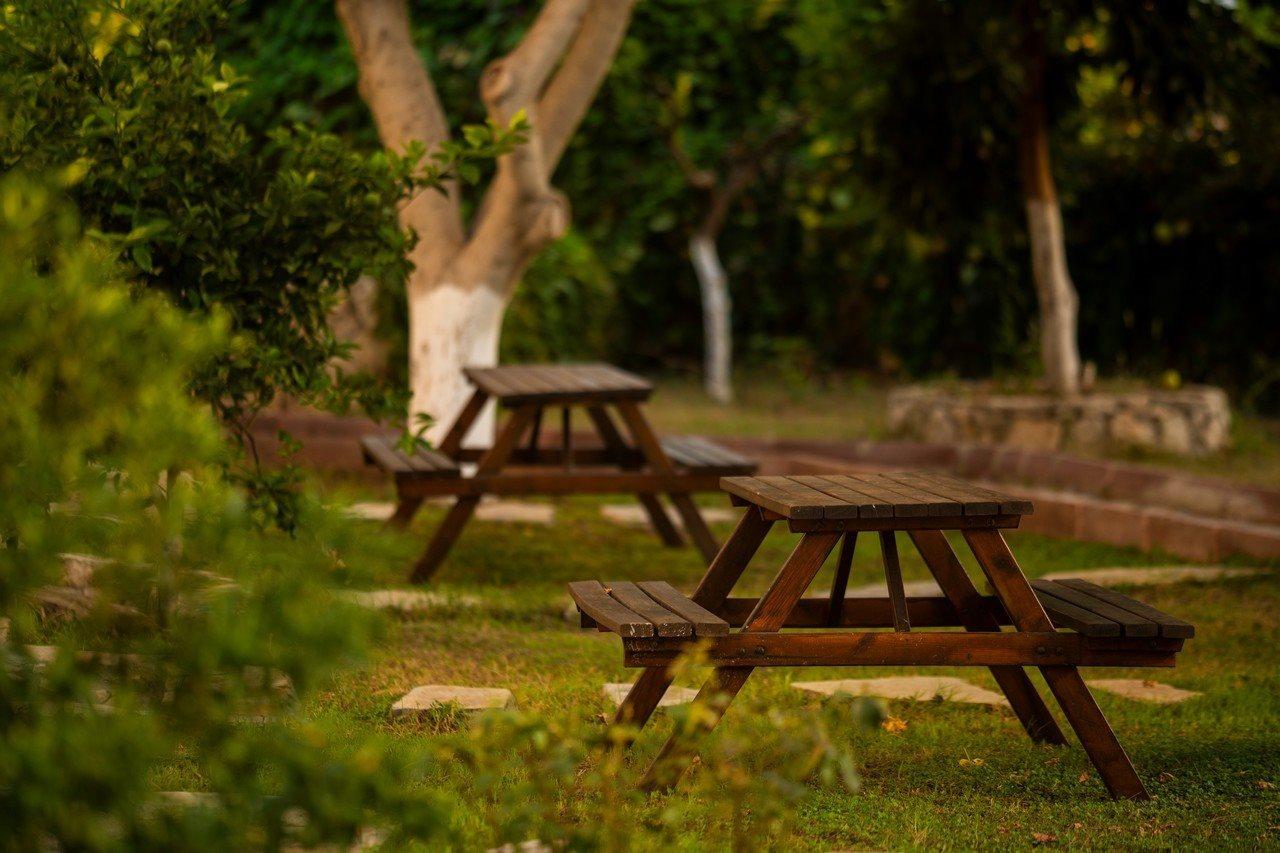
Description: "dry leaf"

(881, 716), (908, 733)
(1079, 771), (1091, 783)
(1258, 780), (1275, 790)
(1032, 832), (1057, 844)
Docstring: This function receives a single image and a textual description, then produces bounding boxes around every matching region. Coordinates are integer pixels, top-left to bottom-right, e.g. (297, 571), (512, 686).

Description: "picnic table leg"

(908, 530), (1066, 745)
(640, 531), (840, 790)
(963, 529), (1149, 800)
(826, 533), (857, 626)
(615, 509), (774, 732)
(407, 404), (538, 584)
(585, 406), (683, 548)
(614, 401), (719, 563)
(387, 496), (425, 529)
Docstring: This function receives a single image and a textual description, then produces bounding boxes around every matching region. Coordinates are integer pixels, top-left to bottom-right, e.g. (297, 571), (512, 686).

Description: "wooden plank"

(608, 582), (691, 638)
(742, 532), (841, 629)
(829, 474), (934, 517)
(622, 631), (1177, 669)
(360, 435), (410, 474)
(568, 581), (654, 638)
(719, 595), (963, 628)
(1056, 579), (1195, 639)
(879, 531), (911, 632)
(789, 475), (889, 518)
(636, 582), (729, 637)
(437, 389), (489, 457)
(720, 476), (821, 519)
(887, 473), (999, 515)
(397, 472), (726, 498)
(1031, 581), (1123, 637)
(826, 533), (857, 626)
(928, 474), (1034, 515)
(868, 475), (962, 516)
(1033, 580), (1158, 638)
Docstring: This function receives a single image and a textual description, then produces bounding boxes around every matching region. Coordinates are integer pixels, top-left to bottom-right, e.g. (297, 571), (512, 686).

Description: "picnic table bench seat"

(659, 436), (755, 475)
(570, 576), (1194, 665)
(360, 434), (460, 479)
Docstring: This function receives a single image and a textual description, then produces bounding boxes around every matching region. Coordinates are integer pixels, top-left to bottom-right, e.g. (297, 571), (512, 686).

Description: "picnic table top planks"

(464, 363), (653, 405)
(719, 473), (1033, 521)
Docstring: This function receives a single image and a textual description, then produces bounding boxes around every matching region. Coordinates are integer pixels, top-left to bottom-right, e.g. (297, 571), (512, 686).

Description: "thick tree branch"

(538, 0), (638, 176)
(336, 0), (464, 269)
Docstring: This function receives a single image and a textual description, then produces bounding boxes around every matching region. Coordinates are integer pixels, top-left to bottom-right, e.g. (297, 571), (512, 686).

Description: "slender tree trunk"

(1017, 0), (1081, 396)
(689, 231), (733, 403)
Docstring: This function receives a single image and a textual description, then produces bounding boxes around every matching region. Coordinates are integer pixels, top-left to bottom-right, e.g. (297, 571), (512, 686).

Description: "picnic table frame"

(371, 364), (755, 582)
(574, 473), (1196, 799)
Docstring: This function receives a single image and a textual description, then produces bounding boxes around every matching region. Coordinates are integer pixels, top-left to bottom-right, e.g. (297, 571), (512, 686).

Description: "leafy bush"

(0, 0), (516, 524)
(0, 174), (448, 850)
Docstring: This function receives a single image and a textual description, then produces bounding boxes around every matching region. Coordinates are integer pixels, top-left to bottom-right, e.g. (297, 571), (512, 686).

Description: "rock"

(1110, 411), (1158, 448)
(343, 589), (480, 612)
(600, 504), (736, 528)
(60, 552), (112, 587)
(475, 501), (554, 525)
(1086, 679), (1201, 704)
(1039, 566), (1263, 587)
(390, 685), (515, 718)
(792, 676), (1010, 707)
(602, 682), (699, 709)
(345, 501), (396, 521)
(1005, 418), (1063, 451)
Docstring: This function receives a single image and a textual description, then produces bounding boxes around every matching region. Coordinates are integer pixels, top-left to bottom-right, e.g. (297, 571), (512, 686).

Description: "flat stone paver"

(343, 589), (480, 613)
(792, 676), (1010, 708)
(345, 501), (397, 521)
(600, 503), (736, 529)
(475, 500), (555, 524)
(1086, 679), (1202, 704)
(344, 499), (554, 524)
(603, 682), (699, 709)
(390, 685), (515, 718)
(1041, 566), (1264, 586)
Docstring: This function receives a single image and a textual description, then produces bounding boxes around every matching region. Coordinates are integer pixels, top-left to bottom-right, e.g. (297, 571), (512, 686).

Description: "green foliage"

(0, 0), (519, 524)
(0, 175), (448, 849)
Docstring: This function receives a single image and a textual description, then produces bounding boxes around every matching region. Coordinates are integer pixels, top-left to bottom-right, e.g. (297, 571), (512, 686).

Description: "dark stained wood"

(622, 631), (1178, 669)
(743, 533), (842, 627)
(886, 473), (1000, 515)
(826, 533), (857, 626)
(464, 363), (652, 405)
(691, 509), (775, 610)
(796, 476), (895, 518)
(387, 497), (425, 530)
(409, 405), (537, 583)
(964, 529), (1150, 801)
(360, 434), (460, 477)
(615, 666), (681, 728)
(397, 471), (728, 497)
(617, 401), (720, 563)
(660, 435), (756, 474)
(636, 581), (729, 637)
(908, 530), (1066, 745)
(720, 594), (964, 628)
(879, 531), (911, 632)
(568, 581), (654, 638)
(721, 473), (1031, 521)
(783, 514), (1023, 533)
(586, 405), (684, 548)
(607, 581), (691, 638)
(1033, 580), (1158, 638)
(437, 389), (489, 457)
(1056, 578), (1195, 639)
(1032, 583), (1124, 637)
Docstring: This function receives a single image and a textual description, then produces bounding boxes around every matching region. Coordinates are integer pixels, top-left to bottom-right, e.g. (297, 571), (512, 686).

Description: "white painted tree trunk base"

(408, 283), (505, 447)
(1025, 197), (1081, 396)
(690, 233), (733, 404)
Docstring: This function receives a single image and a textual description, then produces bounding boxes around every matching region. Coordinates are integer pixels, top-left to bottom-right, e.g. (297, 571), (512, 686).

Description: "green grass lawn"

(271, 485), (1278, 850)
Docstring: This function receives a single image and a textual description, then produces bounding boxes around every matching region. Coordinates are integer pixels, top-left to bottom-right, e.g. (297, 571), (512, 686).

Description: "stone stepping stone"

(1041, 566), (1263, 587)
(600, 503), (736, 528)
(390, 685), (515, 719)
(345, 499), (554, 525)
(793, 676), (1010, 708)
(1086, 679), (1202, 704)
(602, 682), (699, 709)
(343, 589), (480, 613)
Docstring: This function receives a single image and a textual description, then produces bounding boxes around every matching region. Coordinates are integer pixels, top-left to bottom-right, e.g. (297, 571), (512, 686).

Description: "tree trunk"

(1017, 0), (1081, 396)
(689, 232), (733, 403)
(337, 0), (635, 443)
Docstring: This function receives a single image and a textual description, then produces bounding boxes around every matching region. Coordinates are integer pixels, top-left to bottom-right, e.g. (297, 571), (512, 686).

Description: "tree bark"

(337, 0), (635, 445)
(689, 231), (733, 403)
(1017, 0), (1081, 396)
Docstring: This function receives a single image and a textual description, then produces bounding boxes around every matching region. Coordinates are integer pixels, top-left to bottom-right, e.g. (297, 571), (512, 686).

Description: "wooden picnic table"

(571, 472), (1196, 799)
(361, 363), (756, 582)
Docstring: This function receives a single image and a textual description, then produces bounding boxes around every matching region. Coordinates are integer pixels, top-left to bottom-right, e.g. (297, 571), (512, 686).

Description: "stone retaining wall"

(887, 384), (1231, 456)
